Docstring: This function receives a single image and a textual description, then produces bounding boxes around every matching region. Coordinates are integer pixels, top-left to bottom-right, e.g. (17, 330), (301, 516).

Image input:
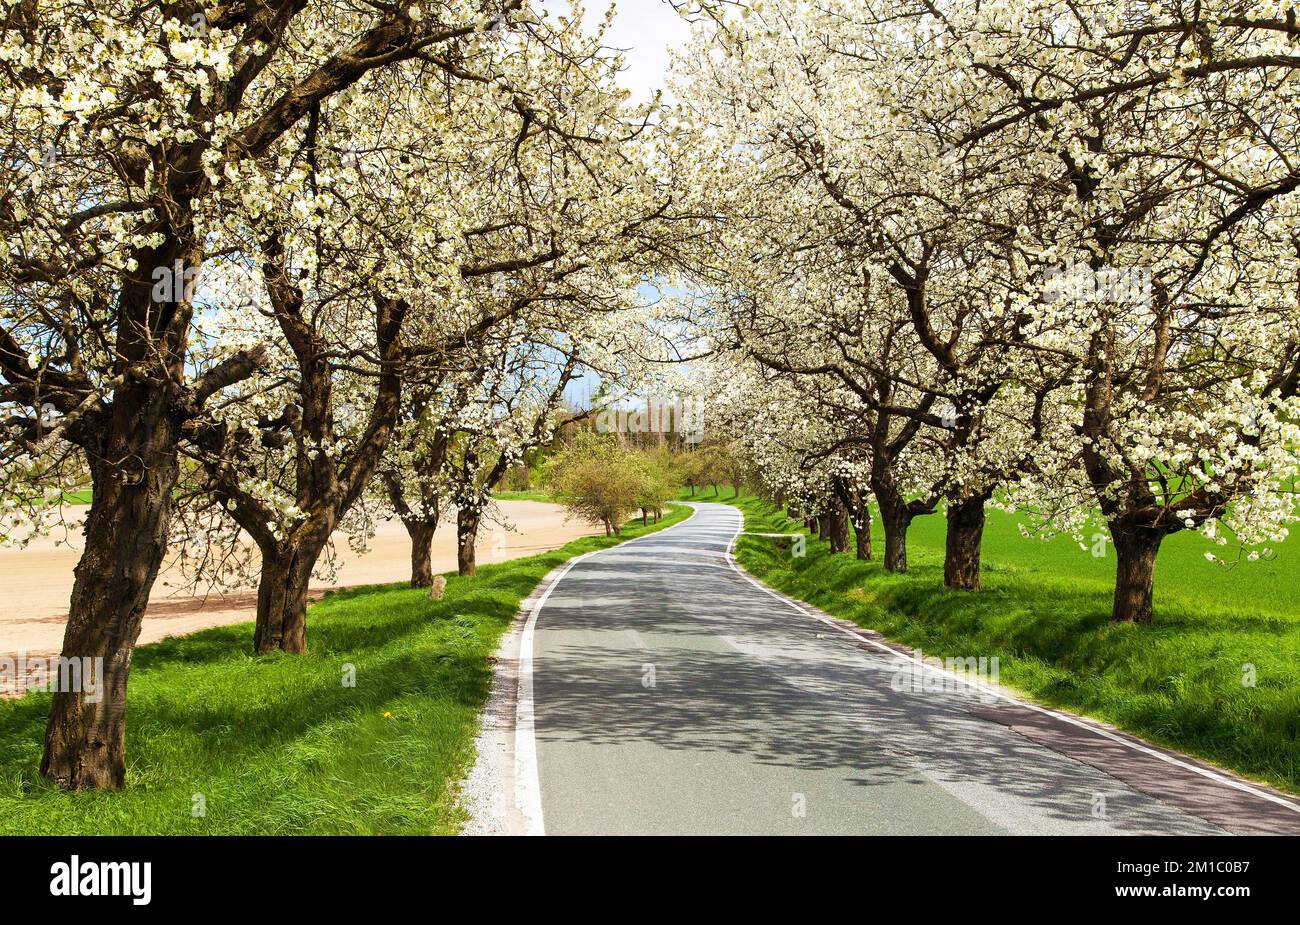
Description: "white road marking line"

(721, 507), (1300, 817)
(514, 505), (700, 836)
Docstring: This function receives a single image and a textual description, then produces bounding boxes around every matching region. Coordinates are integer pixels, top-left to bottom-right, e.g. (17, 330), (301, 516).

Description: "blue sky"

(537, 3), (696, 408)
(540, 0), (692, 103)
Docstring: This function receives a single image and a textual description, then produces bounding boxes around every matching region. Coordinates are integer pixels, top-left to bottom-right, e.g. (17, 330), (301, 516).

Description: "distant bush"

(547, 433), (642, 535)
(631, 448), (681, 524)
(546, 434), (682, 534)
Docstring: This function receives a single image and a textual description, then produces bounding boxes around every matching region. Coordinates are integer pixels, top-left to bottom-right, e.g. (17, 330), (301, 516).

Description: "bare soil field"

(0, 500), (595, 694)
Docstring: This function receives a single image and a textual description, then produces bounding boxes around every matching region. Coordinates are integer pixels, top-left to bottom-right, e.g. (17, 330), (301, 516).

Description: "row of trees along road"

(673, 0), (1300, 620)
(0, 2), (685, 790)
(7, 0), (1300, 793)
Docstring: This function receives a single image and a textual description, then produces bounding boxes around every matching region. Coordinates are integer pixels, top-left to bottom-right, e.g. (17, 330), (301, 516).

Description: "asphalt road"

(527, 502), (1284, 835)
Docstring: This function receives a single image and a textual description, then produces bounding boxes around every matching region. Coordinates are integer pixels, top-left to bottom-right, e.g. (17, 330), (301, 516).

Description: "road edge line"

(514, 504), (701, 836)
(719, 504), (1300, 819)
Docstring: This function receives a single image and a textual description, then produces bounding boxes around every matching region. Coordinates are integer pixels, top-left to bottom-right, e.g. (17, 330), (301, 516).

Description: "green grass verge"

(491, 490), (554, 502)
(727, 493), (1300, 796)
(0, 505), (690, 835)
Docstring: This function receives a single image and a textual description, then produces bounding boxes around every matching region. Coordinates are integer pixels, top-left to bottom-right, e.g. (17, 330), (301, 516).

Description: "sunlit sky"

(536, 2), (696, 407)
(540, 0), (693, 103)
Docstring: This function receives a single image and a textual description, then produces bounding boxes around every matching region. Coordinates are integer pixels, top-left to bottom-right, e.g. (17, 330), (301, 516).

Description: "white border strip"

(723, 509), (1300, 817)
(515, 504), (700, 836)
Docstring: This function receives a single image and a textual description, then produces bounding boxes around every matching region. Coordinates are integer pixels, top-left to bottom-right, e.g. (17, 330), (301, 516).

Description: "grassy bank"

(0, 506), (689, 835)
(728, 494), (1300, 795)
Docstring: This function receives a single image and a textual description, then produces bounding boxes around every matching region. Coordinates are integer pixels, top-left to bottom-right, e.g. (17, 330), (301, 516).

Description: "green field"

(728, 493), (1300, 795)
(0, 506), (688, 835)
(491, 489), (554, 503)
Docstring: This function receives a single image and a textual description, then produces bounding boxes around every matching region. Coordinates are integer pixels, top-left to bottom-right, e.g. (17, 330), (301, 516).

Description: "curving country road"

(515, 502), (1300, 836)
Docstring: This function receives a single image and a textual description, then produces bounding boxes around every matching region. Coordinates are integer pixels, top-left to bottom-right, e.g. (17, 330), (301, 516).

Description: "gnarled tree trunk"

(457, 506), (480, 577)
(253, 528), (329, 655)
(875, 489), (911, 572)
(41, 400), (180, 791)
(943, 494), (988, 591)
(871, 471), (937, 574)
(253, 549), (309, 655)
(853, 510), (872, 560)
(381, 471), (442, 589)
(881, 514), (908, 571)
(1109, 521), (1165, 624)
(832, 478), (872, 561)
(827, 498), (850, 553)
(405, 519), (437, 588)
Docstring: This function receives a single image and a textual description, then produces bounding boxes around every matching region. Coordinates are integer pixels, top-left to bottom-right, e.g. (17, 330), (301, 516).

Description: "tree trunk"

(842, 498), (873, 563)
(641, 508), (648, 526)
(457, 507), (480, 577)
(817, 514), (831, 540)
(405, 519), (437, 588)
(850, 500), (872, 560)
(882, 516), (908, 570)
(873, 477), (913, 573)
(944, 495), (987, 591)
(855, 520), (872, 560)
(878, 499), (910, 572)
(828, 500), (850, 554)
(254, 538), (322, 655)
(40, 409), (179, 791)
(1110, 522), (1165, 624)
